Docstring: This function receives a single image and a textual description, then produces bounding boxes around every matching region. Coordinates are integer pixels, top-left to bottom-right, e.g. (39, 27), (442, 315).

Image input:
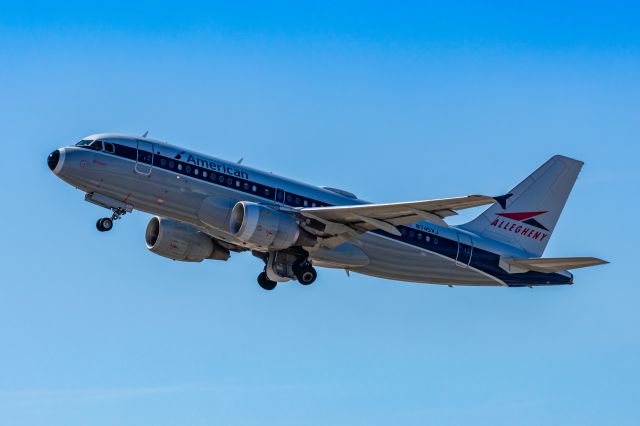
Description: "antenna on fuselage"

(142, 130), (149, 138)
(237, 158), (243, 164)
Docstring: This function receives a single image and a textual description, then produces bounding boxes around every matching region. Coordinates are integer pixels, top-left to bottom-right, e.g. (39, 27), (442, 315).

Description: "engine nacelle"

(145, 216), (230, 262)
(229, 201), (316, 250)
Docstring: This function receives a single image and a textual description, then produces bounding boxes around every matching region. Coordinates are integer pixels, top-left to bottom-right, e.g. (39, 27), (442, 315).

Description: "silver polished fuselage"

(51, 134), (570, 287)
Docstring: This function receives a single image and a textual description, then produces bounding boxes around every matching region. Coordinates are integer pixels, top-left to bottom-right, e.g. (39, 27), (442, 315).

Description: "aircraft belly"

(352, 233), (500, 286)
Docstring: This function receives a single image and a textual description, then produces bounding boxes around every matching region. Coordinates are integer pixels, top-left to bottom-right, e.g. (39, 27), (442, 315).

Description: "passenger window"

(304, 200), (308, 207)
(409, 230), (415, 238)
(252, 185), (257, 192)
(418, 233), (422, 240)
(236, 180), (240, 187)
(202, 171), (208, 178)
(185, 166), (191, 173)
(425, 235), (430, 242)
(177, 164), (183, 171)
(243, 182), (249, 190)
(194, 168), (199, 176)
(169, 161), (175, 169)
(227, 177), (232, 185)
(286, 194), (293, 203)
(218, 175), (224, 183)
(433, 237), (438, 245)
(160, 158), (167, 167)
(295, 197), (300, 205)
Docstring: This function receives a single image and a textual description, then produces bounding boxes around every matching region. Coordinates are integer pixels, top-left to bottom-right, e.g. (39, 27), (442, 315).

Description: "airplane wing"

(298, 195), (495, 240)
(501, 257), (608, 273)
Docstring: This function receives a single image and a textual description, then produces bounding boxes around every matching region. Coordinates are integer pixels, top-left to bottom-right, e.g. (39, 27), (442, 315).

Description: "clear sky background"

(1, 1), (638, 425)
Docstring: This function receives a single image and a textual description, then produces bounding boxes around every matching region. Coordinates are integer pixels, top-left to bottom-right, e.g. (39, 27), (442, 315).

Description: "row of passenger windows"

(160, 157), (267, 193)
(401, 227), (438, 244)
(277, 191), (325, 208)
(157, 156), (327, 207)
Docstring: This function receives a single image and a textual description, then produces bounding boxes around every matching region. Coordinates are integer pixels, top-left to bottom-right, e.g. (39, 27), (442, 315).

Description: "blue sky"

(1, 2), (639, 425)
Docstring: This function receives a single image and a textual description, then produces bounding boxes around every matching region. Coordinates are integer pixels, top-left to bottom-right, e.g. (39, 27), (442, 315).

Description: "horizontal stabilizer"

(501, 256), (608, 274)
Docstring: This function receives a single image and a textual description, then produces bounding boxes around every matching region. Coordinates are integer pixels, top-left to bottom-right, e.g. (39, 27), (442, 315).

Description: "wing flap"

(502, 257), (608, 273)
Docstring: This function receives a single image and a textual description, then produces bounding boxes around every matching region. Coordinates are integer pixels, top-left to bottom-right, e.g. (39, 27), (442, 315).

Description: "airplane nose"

(47, 150), (60, 171)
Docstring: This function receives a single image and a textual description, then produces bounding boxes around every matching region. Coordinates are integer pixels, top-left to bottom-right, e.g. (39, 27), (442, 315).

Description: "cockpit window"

(89, 140), (103, 151)
(103, 142), (115, 153)
(76, 139), (103, 151)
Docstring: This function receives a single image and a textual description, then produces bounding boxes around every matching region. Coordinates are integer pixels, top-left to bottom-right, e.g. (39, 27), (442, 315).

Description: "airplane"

(47, 133), (607, 290)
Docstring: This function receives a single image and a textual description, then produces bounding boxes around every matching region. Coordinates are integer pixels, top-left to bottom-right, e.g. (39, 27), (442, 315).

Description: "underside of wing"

(501, 257), (609, 274)
(299, 194), (495, 238)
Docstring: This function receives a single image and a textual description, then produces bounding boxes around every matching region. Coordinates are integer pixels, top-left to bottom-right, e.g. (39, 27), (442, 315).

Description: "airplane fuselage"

(48, 134), (573, 287)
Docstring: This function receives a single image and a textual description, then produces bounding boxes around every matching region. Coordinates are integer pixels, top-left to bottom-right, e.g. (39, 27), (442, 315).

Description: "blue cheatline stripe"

(82, 144), (571, 286)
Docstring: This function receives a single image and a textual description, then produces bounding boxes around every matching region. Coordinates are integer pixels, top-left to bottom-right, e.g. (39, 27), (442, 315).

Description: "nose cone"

(47, 150), (60, 171)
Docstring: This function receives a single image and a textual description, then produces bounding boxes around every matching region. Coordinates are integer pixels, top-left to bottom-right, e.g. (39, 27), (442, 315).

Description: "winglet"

(493, 193), (513, 209)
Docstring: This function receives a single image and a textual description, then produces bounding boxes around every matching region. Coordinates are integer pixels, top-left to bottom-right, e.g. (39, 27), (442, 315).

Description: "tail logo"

(491, 211), (549, 242)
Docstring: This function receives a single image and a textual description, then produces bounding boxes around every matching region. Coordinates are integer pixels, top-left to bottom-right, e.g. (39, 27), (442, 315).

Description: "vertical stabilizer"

(461, 155), (583, 257)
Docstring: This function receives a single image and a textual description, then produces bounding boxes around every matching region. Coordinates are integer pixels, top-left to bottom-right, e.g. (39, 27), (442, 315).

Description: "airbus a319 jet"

(47, 134), (607, 290)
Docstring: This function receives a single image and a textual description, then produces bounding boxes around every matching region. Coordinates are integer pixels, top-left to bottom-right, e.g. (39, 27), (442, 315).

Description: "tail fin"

(461, 155), (583, 257)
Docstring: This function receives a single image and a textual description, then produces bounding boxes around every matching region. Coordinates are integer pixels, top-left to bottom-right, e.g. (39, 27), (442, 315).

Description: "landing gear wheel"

(96, 217), (113, 232)
(257, 272), (277, 291)
(296, 265), (317, 286)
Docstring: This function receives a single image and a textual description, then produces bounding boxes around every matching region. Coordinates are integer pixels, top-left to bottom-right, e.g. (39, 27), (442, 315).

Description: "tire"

(296, 265), (317, 285)
(257, 272), (277, 291)
(96, 219), (106, 232)
(292, 258), (308, 277)
(101, 218), (113, 231)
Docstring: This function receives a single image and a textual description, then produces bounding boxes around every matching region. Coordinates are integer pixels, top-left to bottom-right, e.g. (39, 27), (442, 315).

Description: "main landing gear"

(255, 252), (318, 291)
(257, 271), (277, 291)
(292, 259), (317, 286)
(96, 207), (128, 232)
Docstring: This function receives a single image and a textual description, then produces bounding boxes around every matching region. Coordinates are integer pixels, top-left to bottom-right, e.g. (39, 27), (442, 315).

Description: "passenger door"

(135, 140), (154, 175)
(456, 232), (473, 267)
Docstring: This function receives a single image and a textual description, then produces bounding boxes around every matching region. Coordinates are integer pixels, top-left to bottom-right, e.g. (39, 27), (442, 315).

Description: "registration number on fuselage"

(414, 224), (439, 235)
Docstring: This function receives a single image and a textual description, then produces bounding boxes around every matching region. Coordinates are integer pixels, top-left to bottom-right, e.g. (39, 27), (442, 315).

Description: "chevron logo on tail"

(490, 211), (550, 241)
(496, 211), (549, 231)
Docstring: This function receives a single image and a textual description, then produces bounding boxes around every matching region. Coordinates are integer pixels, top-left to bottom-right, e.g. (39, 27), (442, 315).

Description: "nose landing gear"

(96, 217), (113, 232)
(96, 207), (128, 232)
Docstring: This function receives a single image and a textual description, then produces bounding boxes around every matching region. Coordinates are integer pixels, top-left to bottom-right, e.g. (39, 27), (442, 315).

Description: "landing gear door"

(135, 140), (154, 175)
(456, 232), (473, 267)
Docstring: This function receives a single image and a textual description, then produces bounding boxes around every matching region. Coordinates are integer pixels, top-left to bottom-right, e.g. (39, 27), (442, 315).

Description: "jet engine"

(145, 216), (230, 262)
(229, 201), (316, 250)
